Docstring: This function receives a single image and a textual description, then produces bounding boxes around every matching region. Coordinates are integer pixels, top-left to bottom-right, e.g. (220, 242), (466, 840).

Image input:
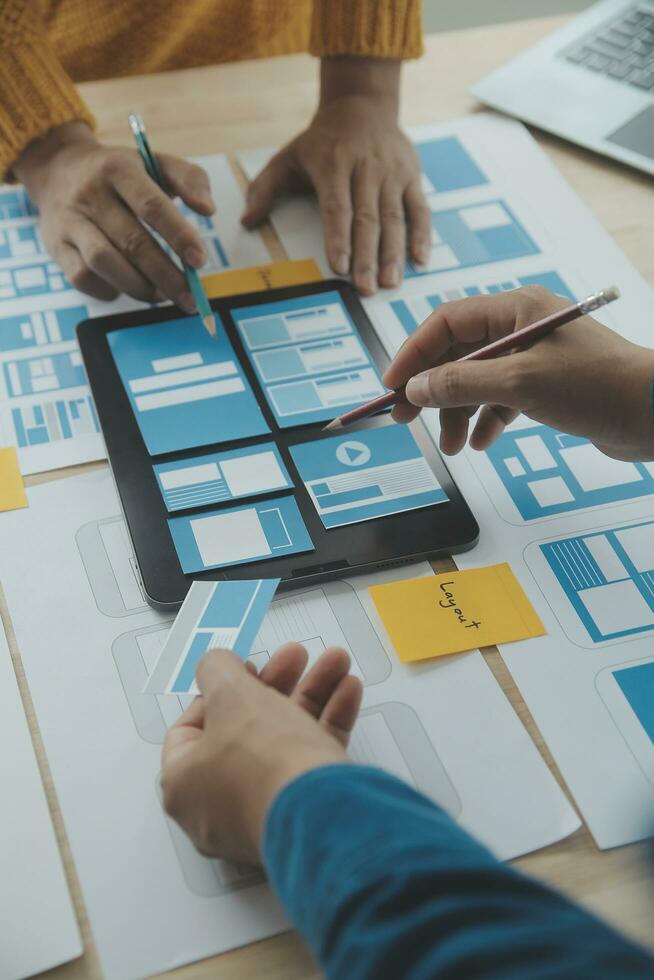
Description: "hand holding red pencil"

(382, 285), (654, 463)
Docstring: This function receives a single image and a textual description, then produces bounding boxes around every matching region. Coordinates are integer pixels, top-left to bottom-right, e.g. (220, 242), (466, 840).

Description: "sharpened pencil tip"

(203, 313), (217, 337)
(323, 419), (343, 432)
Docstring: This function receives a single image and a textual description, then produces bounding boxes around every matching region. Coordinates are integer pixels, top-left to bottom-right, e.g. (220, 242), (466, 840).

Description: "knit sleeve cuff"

(0, 36), (95, 182)
(310, 0), (423, 60)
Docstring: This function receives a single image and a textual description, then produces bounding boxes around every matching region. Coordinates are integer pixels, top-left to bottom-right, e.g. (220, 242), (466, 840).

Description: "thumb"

(241, 151), (292, 228)
(158, 154), (215, 216)
(405, 358), (525, 411)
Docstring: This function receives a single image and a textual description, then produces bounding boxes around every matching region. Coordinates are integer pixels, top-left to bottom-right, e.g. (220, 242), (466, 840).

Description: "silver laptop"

(472, 0), (654, 175)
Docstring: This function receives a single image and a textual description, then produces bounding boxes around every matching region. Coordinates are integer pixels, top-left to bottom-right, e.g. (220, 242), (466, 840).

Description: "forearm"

(13, 121), (97, 198)
(319, 57), (401, 113)
(264, 766), (654, 980)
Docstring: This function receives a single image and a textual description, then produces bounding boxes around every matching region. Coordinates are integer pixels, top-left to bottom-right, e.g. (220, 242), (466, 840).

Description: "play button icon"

(336, 440), (371, 467)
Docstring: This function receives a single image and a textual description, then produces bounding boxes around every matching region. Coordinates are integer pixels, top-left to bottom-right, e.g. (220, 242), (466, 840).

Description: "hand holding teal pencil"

(14, 121), (214, 310)
(384, 285), (654, 463)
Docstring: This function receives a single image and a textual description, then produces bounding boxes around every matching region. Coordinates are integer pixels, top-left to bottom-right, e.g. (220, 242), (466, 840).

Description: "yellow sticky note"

(0, 446), (27, 513)
(369, 563), (545, 663)
(203, 259), (322, 298)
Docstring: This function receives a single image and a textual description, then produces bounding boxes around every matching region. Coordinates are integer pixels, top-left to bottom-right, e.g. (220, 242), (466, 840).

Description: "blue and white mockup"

(144, 578), (280, 694)
(290, 424), (447, 528)
(168, 495), (313, 572)
(108, 316), (269, 455)
(539, 519), (654, 644)
(154, 442), (292, 512)
(232, 291), (385, 428)
(485, 424), (654, 521)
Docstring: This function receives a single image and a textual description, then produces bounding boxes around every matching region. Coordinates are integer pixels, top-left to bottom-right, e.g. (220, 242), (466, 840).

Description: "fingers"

(195, 647), (250, 699)
(110, 156), (207, 270)
(241, 152), (292, 228)
(320, 674), (363, 747)
(439, 406), (476, 456)
(97, 196), (192, 308)
(162, 696), (205, 759)
(384, 286), (567, 392)
(64, 213), (161, 303)
(289, 646), (362, 746)
(316, 167), (352, 277)
(258, 642), (309, 696)
(404, 178), (432, 268)
(54, 239), (118, 302)
(404, 356), (527, 414)
(378, 178), (405, 289)
(469, 404), (520, 451)
(351, 163), (381, 296)
(159, 155), (214, 216)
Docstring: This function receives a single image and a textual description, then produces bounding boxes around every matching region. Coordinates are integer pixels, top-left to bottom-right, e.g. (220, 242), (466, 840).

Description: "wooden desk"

(7, 15), (652, 980)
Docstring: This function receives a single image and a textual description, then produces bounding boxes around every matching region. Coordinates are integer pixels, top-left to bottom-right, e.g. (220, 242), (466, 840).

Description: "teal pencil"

(128, 112), (216, 338)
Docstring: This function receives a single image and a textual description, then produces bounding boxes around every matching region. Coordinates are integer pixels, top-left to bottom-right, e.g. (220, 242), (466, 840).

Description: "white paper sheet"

(0, 156), (269, 475)
(238, 113), (654, 848)
(0, 470), (578, 979)
(0, 619), (82, 979)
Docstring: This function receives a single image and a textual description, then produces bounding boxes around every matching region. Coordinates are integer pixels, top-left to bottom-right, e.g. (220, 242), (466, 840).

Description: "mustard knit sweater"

(0, 1), (423, 180)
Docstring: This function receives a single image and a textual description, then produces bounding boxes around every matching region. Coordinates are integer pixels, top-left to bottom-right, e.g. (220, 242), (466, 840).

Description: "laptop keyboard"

(561, 3), (654, 91)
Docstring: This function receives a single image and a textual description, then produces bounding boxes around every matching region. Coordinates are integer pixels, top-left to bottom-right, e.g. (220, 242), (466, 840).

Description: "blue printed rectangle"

(0, 260), (68, 300)
(405, 200), (539, 279)
(0, 224), (43, 261)
(417, 136), (488, 193)
(168, 495), (313, 572)
(388, 271), (573, 337)
(11, 395), (99, 448)
(108, 315), (269, 455)
(0, 305), (87, 351)
(154, 442), (292, 512)
(484, 424), (654, 522)
(613, 662), (654, 744)
(290, 423), (447, 528)
(0, 188), (37, 219)
(3, 350), (86, 398)
(144, 578), (280, 694)
(232, 291), (385, 428)
(540, 521), (654, 643)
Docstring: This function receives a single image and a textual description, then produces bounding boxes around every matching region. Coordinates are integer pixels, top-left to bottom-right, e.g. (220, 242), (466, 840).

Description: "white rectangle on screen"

(134, 376), (244, 412)
(129, 360), (236, 393)
(152, 352), (203, 373)
(221, 450), (287, 497)
(159, 462), (221, 491)
(191, 508), (271, 567)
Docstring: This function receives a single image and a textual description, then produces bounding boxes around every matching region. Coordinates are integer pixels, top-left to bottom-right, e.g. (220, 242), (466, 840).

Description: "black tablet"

(77, 280), (479, 608)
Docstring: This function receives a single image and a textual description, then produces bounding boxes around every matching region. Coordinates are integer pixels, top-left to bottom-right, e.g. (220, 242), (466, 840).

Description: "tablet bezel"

(77, 279), (479, 608)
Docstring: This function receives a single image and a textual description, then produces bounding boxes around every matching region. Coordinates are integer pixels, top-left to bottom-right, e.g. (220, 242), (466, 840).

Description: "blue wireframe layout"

(389, 270), (573, 336)
(232, 290), (385, 428)
(537, 520), (654, 644)
(477, 423), (654, 522)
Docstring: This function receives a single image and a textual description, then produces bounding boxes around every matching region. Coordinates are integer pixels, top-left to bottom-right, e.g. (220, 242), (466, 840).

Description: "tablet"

(77, 280), (478, 607)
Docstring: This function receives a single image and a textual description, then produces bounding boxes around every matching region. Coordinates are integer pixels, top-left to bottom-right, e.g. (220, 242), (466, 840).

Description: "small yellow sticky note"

(203, 259), (322, 298)
(369, 564), (545, 663)
(0, 446), (27, 513)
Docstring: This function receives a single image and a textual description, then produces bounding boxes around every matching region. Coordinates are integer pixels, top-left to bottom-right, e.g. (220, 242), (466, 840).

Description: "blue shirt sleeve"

(263, 765), (654, 980)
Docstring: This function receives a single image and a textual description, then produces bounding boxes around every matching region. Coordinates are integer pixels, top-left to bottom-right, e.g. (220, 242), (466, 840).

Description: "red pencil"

(323, 286), (620, 432)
